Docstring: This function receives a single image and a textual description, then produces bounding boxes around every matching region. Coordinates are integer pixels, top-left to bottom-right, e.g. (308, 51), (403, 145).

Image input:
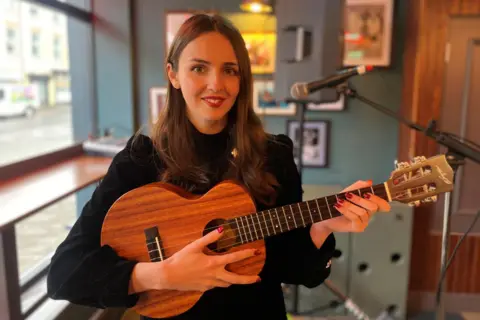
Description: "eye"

(191, 65), (206, 73)
(224, 67), (239, 76)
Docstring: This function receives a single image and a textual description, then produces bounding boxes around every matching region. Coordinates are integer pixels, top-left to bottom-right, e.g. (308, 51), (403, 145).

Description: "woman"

(47, 14), (390, 320)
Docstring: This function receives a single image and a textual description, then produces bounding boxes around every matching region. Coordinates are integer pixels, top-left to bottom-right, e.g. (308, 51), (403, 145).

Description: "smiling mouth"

(201, 97), (226, 108)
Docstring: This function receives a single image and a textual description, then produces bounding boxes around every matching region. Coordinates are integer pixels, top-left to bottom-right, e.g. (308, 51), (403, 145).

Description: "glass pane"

(0, 1), (74, 166)
(15, 194), (78, 275)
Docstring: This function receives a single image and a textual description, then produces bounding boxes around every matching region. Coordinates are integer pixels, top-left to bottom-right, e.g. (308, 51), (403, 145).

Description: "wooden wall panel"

(401, 0), (480, 296)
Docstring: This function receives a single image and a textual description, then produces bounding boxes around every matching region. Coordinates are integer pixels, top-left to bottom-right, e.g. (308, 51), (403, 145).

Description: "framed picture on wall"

(149, 87), (167, 124)
(343, 0), (393, 66)
(287, 120), (330, 168)
(253, 80), (296, 115)
(307, 94), (346, 111)
(241, 32), (276, 74)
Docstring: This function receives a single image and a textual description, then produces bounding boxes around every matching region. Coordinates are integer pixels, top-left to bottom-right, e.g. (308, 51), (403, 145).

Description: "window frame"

(0, 2), (96, 319)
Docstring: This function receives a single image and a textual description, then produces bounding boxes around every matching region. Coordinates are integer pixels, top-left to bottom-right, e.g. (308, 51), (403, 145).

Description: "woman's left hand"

(313, 180), (391, 233)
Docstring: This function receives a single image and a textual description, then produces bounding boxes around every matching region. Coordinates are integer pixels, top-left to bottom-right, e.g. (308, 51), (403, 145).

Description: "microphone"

(290, 65), (374, 99)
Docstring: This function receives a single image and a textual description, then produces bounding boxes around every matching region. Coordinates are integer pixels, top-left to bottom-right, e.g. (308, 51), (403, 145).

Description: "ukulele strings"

(159, 187), (389, 243)
(151, 185), (429, 257)
(150, 189), (394, 257)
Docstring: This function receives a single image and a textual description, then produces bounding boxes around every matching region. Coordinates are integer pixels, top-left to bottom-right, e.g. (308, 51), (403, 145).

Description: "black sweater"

(47, 125), (336, 320)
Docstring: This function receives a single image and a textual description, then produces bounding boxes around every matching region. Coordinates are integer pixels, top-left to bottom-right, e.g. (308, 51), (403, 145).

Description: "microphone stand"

(334, 82), (480, 320)
(282, 97), (310, 315)
(283, 95), (359, 317)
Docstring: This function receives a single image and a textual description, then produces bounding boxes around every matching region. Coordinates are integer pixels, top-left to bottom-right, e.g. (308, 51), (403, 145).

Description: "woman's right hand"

(158, 226), (261, 292)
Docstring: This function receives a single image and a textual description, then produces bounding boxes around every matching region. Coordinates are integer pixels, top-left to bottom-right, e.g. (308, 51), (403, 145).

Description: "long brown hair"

(150, 14), (278, 205)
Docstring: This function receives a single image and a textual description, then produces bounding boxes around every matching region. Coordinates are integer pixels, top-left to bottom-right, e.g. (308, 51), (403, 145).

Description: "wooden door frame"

(400, 0), (480, 314)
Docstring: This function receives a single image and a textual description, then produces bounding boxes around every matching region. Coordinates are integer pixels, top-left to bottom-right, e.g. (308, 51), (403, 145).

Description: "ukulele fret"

(314, 199), (323, 221)
(255, 213), (264, 238)
(250, 214), (259, 240)
(305, 201), (314, 224)
(239, 216), (248, 242)
(243, 216), (253, 242)
(262, 211), (270, 236)
(325, 197), (333, 219)
(274, 208), (283, 233)
(370, 186), (375, 195)
(297, 203), (306, 227)
(281, 207), (291, 230)
(234, 217), (244, 244)
(267, 210), (276, 234)
(287, 206), (297, 228)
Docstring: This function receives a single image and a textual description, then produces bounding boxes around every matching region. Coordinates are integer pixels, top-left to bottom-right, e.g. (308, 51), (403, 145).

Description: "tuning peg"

(408, 200), (421, 207)
(412, 156), (427, 164)
(395, 161), (410, 170)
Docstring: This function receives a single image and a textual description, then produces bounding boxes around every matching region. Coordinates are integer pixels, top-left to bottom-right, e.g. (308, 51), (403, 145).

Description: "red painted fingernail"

(363, 193), (371, 199)
(337, 199), (345, 204)
(256, 277), (261, 282)
(217, 226), (224, 233)
(334, 203), (342, 209)
(345, 192), (353, 199)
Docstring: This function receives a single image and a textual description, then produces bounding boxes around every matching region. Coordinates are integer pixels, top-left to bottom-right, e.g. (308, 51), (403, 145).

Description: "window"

(6, 27), (16, 54)
(53, 35), (61, 60)
(31, 31), (40, 57)
(0, 1), (74, 166)
(0, 0), (94, 316)
(30, 6), (38, 16)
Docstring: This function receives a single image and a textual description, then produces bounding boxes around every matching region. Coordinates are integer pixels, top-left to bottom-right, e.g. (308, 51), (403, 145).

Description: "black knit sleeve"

(259, 134), (336, 288)
(47, 134), (160, 308)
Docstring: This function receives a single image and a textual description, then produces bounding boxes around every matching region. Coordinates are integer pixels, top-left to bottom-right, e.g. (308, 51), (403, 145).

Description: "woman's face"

(167, 31), (241, 134)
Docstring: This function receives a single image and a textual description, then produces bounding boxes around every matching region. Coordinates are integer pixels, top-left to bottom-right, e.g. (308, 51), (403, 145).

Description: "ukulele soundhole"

(203, 219), (237, 253)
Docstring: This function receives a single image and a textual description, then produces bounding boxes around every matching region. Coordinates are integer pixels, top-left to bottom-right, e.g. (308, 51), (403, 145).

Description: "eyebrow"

(189, 58), (238, 67)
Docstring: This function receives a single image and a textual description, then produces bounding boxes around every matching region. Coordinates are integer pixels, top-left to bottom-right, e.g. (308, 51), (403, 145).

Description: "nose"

(206, 70), (225, 92)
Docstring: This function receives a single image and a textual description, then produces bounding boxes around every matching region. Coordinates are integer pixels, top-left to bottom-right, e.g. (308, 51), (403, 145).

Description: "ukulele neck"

(229, 184), (388, 245)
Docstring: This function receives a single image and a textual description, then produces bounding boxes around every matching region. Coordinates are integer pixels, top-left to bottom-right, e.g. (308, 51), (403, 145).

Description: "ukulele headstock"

(385, 155), (454, 207)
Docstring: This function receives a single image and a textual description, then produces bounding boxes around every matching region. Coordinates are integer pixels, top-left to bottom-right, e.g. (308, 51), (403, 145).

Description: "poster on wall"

(253, 80), (295, 115)
(241, 32), (276, 74)
(287, 120), (330, 168)
(343, 0), (393, 66)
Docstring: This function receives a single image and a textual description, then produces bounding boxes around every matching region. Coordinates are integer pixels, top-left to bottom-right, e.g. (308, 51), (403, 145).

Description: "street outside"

(1, 106), (78, 275)
(0, 105), (74, 166)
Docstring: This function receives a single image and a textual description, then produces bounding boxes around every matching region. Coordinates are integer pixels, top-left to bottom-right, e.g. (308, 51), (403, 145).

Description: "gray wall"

(85, 0), (407, 189)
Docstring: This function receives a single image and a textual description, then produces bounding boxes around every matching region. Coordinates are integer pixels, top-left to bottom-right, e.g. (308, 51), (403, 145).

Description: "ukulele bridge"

(144, 226), (164, 262)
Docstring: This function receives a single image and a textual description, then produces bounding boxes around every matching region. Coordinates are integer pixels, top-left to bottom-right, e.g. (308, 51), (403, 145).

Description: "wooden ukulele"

(100, 155), (454, 318)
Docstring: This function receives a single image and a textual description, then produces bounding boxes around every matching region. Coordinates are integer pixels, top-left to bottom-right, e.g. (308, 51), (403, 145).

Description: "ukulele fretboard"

(227, 184), (387, 245)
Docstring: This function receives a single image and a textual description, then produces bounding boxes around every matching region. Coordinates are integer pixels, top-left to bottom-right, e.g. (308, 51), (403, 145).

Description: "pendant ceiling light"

(240, 0), (273, 13)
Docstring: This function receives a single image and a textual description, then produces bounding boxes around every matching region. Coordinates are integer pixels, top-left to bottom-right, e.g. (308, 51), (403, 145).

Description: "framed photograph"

(343, 0), (393, 67)
(307, 94), (346, 111)
(253, 80), (296, 115)
(287, 120), (330, 168)
(149, 87), (167, 124)
(241, 32), (276, 74)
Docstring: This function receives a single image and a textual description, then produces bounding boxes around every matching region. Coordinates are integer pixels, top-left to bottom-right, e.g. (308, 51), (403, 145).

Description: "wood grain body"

(101, 180), (267, 318)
